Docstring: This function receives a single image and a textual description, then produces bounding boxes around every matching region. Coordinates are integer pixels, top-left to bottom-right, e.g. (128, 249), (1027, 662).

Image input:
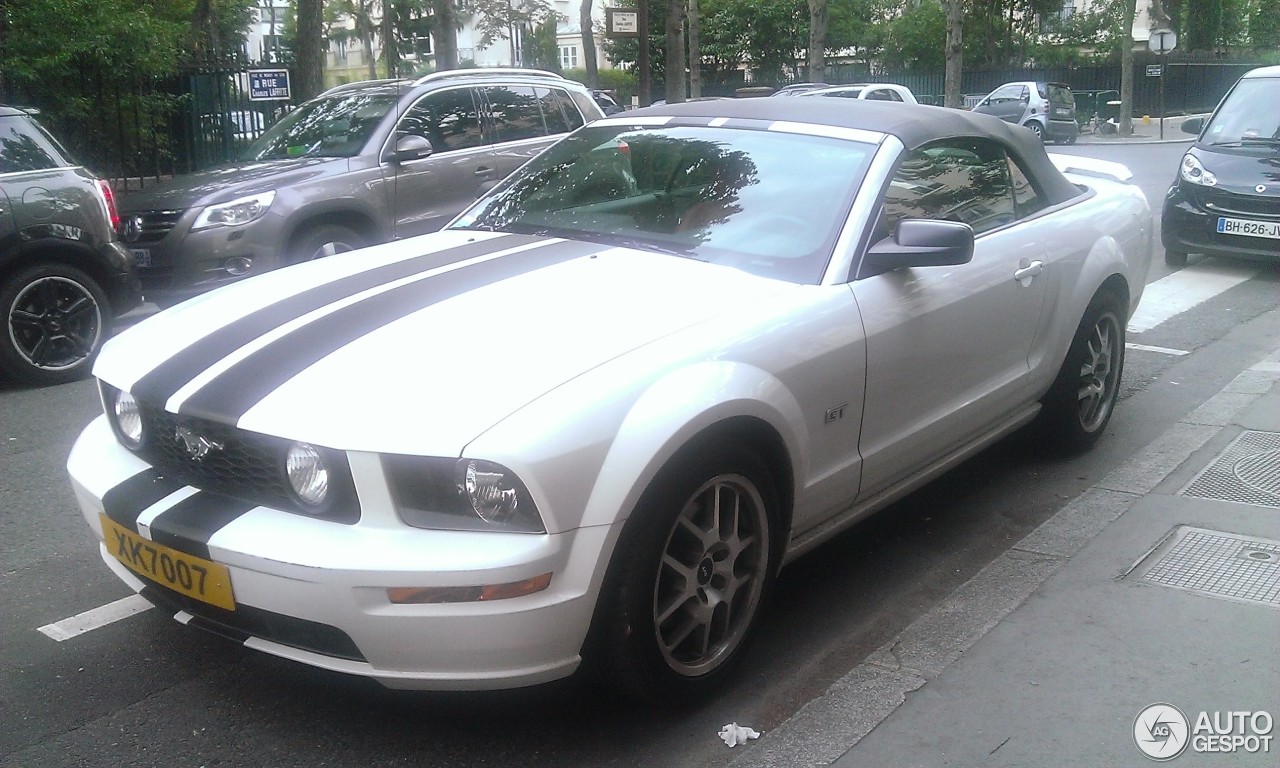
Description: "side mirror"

(859, 219), (975, 279)
(1181, 116), (1205, 135)
(388, 134), (434, 163)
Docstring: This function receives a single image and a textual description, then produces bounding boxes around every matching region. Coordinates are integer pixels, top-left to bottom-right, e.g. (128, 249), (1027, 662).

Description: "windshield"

(1203, 77), (1280, 145)
(452, 124), (876, 284)
(241, 91), (400, 161)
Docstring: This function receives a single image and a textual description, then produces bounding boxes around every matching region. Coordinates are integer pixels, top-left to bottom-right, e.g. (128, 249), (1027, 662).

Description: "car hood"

(1191, 146), (1280, 196)
(95, 230), (797, 456)
(118, 158), (348, 211)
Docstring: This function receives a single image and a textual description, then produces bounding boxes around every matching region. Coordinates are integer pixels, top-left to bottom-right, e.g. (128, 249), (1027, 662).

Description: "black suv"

(1, 106), (142, 385)
(119, 69), (604, 307)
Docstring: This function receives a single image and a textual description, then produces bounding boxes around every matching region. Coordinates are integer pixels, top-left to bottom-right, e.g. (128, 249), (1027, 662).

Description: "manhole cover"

(1180, 430), (1280, 508)
(1128, 527), (1280, 609)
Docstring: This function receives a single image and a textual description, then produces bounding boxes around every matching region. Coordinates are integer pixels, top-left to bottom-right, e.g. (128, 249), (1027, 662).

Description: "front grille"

(123, 209), (184, 243)
(136, 402), (358, 522)
(1198, 187), (1280, 219)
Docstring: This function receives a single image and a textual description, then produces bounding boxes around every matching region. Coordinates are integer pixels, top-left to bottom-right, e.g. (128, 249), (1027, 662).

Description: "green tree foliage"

(1252, 0), (1280, 52)
(882, 2), (946, 72)
(1185, 0), (1223, 51)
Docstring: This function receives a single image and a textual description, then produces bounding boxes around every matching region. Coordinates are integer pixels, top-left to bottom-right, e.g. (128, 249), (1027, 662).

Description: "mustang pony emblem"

(175, 426), (223, 460)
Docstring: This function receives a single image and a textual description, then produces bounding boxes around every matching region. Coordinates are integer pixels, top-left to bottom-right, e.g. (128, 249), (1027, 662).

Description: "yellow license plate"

(100, 514), (236, 611)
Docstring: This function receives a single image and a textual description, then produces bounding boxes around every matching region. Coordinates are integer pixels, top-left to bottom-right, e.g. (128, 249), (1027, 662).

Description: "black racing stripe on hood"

(132, 233), (543, 406)
(147, 492), (256, 560)
(102, 469), (187, 532)
(178, 238), (609, 424)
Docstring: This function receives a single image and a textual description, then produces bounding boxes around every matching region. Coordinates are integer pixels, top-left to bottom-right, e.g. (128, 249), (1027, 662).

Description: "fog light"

(224, 256), (253, 276)
(286, 442), (329, 507)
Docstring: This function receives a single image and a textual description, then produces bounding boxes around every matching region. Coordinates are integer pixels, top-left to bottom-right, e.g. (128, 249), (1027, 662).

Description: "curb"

(728, 343), (1280, 768)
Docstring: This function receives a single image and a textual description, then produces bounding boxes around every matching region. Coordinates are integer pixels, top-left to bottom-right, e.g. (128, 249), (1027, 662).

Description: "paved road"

(3, 140), (1276, 768)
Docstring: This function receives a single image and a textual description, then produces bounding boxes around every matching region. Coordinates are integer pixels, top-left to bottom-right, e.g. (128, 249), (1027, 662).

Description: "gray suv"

(1, 106), (142, 385)
(120, 69), (605, 306)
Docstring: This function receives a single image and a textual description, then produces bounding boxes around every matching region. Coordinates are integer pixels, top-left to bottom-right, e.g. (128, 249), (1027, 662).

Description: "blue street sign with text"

(248, 70), (291, 101)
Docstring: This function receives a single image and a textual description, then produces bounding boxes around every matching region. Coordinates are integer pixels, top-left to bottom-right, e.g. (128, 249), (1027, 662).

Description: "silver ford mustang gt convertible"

(68, 97), (1151, 701)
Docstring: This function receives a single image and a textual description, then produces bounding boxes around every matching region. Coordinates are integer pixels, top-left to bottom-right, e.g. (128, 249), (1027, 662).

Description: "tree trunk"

(807, 0), (828, 83)
(943, 0), (963, 108)
(688, 0), (701, 97)
(432, 0), (459, 70)
(1119, 0), (1137, 136)
(665, 0), (685, 103)
(580, 0), (598, 88)
(295, 0), (324, 99)
(637, 0), (651, 105)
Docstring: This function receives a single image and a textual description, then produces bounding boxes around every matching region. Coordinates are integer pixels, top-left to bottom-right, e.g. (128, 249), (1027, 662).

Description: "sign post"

(1148, 29), (1177, 139)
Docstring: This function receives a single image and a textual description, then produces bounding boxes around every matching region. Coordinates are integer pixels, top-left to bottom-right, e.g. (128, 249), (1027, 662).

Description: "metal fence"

(3, 55), (297, 187)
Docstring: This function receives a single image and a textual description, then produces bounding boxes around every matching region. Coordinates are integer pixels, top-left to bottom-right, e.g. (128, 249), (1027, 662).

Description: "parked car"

(796, 83), (919, 104)
(771, 83), (830, 96)
(592, 89), (624, 115)
(1, 106), (141, 385)
(1161, 65), (1280, 267)
(118, 69), (604, 307)
(70, 98), (1151, 701)
(971, 81), (1077, 144)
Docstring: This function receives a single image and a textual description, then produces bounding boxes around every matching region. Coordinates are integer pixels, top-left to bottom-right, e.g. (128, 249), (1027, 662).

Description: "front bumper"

(68, 415), (613, 690)
(124, 210), (292, 307)
(1162, 183), (1280, 262)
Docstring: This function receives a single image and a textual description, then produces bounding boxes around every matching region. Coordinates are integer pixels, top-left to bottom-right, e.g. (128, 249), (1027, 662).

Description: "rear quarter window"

(0, 116), (69, 174)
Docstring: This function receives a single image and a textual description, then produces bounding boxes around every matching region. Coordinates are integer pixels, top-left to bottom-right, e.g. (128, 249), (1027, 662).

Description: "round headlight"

(1180, 153), (1217, 187)
(112, 389), (143, 449)
(286, 442), (329, 508)
(462, 460), (520, 524)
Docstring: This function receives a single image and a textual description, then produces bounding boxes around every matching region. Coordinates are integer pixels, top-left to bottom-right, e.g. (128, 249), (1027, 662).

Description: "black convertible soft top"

(631, 98), (1084, 206)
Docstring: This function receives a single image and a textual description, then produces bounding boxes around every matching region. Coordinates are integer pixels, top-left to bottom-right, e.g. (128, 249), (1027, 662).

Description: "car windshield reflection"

(241, 91), (400, 161)
(453, 125), (876, 284)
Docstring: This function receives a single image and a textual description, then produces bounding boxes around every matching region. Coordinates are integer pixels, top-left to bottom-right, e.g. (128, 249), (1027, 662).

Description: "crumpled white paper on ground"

(719, 722), (761, 747)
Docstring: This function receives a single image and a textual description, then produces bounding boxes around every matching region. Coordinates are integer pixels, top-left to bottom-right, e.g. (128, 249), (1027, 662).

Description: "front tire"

(1036, 291), (1125, 453)
(1, 262), (109, 385)
(289, 224), (364, 264)
(586, 443), (778, 702)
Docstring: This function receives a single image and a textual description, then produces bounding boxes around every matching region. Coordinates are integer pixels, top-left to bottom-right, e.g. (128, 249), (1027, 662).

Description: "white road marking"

(37, 594), (152, 641)
(1128, 260), (1258, 333)
(1126, 342), (1190, 356)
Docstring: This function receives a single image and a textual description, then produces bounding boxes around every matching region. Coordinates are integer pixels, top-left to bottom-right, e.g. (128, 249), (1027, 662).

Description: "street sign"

(1149, 28), (1178, 53)
(248, 69), (291, 102)
(605, 8), (640, 38)
(1146, 64), (1163, 77)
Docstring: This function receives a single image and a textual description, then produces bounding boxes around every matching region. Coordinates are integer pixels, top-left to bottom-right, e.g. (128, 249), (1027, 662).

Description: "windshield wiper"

(1211, 138), (1280, 147)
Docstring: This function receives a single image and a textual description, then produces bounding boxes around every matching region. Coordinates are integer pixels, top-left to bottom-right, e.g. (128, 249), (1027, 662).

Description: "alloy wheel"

(653, 473), (770, 677)
(8, 275), (103, 371)
(1075, 311), (1121, 432)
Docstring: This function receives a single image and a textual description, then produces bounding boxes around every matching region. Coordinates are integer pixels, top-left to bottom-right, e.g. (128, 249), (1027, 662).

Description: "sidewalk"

(731, 345), (1280, 767)
(1074, 113), (1204, 145)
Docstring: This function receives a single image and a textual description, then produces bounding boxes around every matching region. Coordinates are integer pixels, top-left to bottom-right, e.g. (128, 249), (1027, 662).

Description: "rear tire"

(1035, 291), (1125, 453)
(584, 443), (778, 703)
(1164, 249), (1188, 268)
(1, 262), (110, 386)
(1024, 121), (1045, 142)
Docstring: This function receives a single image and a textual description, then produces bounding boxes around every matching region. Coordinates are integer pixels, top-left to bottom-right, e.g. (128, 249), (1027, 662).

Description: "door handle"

(1014, 261), (1043, 284)
(474, 166), (495, 178)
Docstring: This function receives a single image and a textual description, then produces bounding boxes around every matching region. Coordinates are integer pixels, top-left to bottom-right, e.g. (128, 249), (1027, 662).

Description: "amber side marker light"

(387, 572), (553, 604)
